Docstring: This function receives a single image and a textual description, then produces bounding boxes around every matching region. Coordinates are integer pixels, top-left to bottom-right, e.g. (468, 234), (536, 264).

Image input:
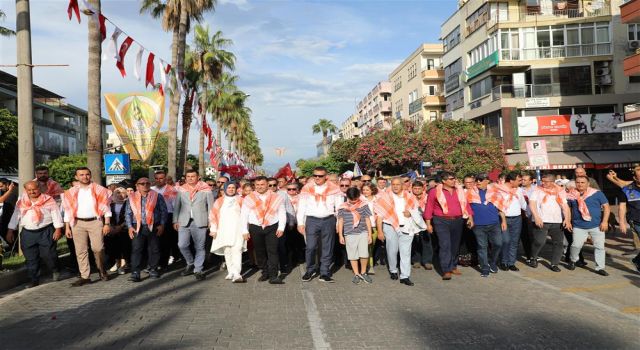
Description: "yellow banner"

(104, 92), (165, 162)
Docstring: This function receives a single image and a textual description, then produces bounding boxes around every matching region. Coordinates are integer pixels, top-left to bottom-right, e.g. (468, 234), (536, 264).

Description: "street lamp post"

(16, 0), (34, 189)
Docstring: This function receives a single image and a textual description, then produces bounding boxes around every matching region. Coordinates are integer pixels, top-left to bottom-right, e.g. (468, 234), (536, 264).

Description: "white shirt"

(76, 187), (98, 219)
(151, 185), (174, 213)
(529, 189), (566, 224)
(8, 199), (64, 230)
(391, 193), (407, 226)
(522, 184), (537, 218)
(504, 187), (528, 217)
(296, 183), (343, 225)
(240, 192), (286, 233)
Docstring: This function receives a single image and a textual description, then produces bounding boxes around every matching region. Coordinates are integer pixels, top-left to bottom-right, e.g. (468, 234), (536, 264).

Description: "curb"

(0, 253), (71, 293)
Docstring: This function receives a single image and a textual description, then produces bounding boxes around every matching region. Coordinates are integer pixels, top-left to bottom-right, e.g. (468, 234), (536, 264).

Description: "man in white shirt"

(529, 173), (572, 272)
(7, 181), (63, 287)
(63, 167), (112, 286)
(497, 172), (528, 271)
(297, 167), (343, 282)
(240, 176), (286, 284)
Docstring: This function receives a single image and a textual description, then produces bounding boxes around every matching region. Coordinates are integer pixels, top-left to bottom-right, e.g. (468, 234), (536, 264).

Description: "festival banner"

(104, 92), (165, 162)
(517, 113), (624, 136)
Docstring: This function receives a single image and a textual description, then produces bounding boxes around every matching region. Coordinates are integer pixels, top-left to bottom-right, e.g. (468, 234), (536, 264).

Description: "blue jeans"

(473, 223), (502, 273)
(383, 224), (413, 279)
(178, 224), (207, 273)
(501, 216), (522, 266)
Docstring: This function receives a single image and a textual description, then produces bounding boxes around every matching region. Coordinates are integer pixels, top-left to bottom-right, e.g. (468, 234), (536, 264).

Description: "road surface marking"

(562, 282), (631, 293)
(299, 267), (331, 350)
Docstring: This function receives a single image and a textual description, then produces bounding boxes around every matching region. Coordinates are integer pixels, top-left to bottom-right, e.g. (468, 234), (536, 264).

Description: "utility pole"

(16, 0), (34, 189)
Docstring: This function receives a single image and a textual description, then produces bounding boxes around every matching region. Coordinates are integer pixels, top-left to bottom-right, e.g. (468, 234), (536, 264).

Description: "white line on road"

(299, 267), (331, 350)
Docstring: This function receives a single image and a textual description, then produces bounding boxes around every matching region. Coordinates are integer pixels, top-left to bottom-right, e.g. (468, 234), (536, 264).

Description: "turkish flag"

(67, 0), (80, 23)
(274, 163), (294, 182)
(116, 36), (134, 77)
(145, 53), (155, 88)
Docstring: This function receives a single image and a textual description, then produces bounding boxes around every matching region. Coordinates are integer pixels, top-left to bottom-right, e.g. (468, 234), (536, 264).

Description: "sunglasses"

(286, 188), (297, 191)
(216, 181), (225, 184)
(312, 174), (325, 178)
(268, 184), (278, 187)
(362, 180), (371, 183)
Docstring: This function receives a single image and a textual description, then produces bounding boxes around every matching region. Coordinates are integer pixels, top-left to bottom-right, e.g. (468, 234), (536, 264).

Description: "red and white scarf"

(435, 184), (469, 218)
(243, 192), (283, 228)
(35, 178), (63, 198)
(179, 181), (211, 201)
(158, 184), (178, 204)
(299, 181), (341, 203)
(339, 199), (368, 229)
(486, 184), (518, 213)
(535, 184), (567, 207)
(128, 191), (159, 233)
(17, 193), (58, 225)
(374, 189), (418, 231)
(209, 195), (243, 232)
(566, 188), (598, 221)
(63, 183), (111, 227)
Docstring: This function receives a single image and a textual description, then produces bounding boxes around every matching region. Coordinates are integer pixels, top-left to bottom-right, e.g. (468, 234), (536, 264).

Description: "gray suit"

(173, 190), (215, 273)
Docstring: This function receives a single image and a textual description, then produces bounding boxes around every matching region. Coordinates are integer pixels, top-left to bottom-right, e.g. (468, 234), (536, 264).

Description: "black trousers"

(104, 227), (131, 266)
(249, 223), (280, 279)
(131, 226), (161, 273)
(21, 224), (59, 282)
(531, 223), (564, 266)
(159, 213), (179, 267)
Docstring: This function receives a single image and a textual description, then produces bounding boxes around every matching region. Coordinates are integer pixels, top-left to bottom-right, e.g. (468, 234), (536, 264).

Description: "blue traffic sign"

(104, 154), (131, 175)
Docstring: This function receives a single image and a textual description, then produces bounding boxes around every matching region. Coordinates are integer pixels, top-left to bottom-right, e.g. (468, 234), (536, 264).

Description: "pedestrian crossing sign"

(104, 154), (131, 175)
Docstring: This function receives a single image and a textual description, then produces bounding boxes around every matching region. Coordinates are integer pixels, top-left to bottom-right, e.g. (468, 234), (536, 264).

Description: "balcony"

(620, 0), (640, 23)
(619, 119), (640, 145)
(624, 52), (640, 77)
(624, 103), (640, 122)
(422, 95), (445, 106)
(519, 1), (611, 22)
(500, 44), (612, 61)
(379, 100), (391, 112)
(421, 69), (444, 81)
(491, 84), (591, 101)
(409, 99), (422, 115)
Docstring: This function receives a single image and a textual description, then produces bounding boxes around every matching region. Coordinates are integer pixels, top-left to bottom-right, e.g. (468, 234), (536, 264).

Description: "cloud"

(219, 0), (253, 11)
(254, 37), (346, 64)
(344, 62), (402, 76)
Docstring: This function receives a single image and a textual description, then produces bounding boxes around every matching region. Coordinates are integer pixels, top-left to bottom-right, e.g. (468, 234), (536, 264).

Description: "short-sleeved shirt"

(568, 191), (608, 229)
(338, 206), (372, 235)
(622, 183), (640, 222)
(470, 189), (500, 226)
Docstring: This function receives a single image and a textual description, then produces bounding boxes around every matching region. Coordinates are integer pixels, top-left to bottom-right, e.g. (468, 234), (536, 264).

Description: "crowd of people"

(2, 162), (639, 288)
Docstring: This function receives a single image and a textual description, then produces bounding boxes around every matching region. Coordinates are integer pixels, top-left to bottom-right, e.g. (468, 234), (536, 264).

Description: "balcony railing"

(500, 44), (611, 61)
(519, 3), (611, 22)
(409, 99), (422, 115)
(491, 83), (591, 101)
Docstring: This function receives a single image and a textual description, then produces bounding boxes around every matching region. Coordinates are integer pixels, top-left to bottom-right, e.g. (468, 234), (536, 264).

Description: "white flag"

(133, 46), (144, 81)
(103, 27), (122, 61)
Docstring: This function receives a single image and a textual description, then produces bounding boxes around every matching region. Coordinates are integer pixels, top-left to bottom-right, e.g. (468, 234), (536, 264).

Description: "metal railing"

(491, 83), (591, 101)
(519, 4), (611, 21)
(500, 43), (611, 61)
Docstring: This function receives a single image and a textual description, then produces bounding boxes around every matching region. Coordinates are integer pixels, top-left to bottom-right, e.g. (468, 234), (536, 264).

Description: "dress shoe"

(194, 272), (206, 281)
(149, 270), (160, 279)
(451, 268), (462, 275)
(575, 260), (588, 268)
(399, 278), (414, 286)
(71, 278), (91, 287)
(181, 265), (195, 276)
(129, 272), (142, 282)
(499, 263), (508, 271)
(258, 274), (270, 282)
(269, 277), (285, 284)
(232, 276), (246, 283)
(442, 272), (452, 280)
(529, 259), (538, 268)
(550, 265), (561, 272)
(566, 262), (576, 270)
(508, 265), (520, 272)
(422, 264), (433, 270)
(389, 272), (399, 280)
(99, 272), (110, 282)
(596, 269), (609, 276)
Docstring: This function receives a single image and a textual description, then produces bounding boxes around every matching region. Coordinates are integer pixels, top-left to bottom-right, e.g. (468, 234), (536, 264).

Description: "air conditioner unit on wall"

(596, 67), (610, 76)
(597, 75), (612, 85)
(629, 40), (640, 51)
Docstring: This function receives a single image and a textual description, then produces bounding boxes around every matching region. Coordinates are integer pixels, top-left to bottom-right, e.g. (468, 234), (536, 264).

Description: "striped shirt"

(337, 206), (371, 235)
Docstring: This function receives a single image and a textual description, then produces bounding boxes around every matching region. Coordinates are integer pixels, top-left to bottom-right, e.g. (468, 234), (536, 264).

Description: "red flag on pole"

(99, 14), (107, 42)
(67, 0), (81, 23)
(145, 53), (155, 88)
(274, 163), (294, 182)
(116, 36), (134, 77)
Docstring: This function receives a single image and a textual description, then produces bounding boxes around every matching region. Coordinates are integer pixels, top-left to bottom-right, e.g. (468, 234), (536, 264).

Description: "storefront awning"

(506, 152), (593, 170)
(584, 150), (640, 169)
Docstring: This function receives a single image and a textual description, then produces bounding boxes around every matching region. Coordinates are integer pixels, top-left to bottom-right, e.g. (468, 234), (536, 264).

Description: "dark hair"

(35, 165), (49, 172)
(313, 166), (327, 173)
(440, 171), (455, 180)
(243, 183), (254, 190)
(346, 187), (361, 200)
(154, 170), (166, 176)
(267, 177), (277, 183)
(185, 169), (198, 175)
(542, 172), (555, 180)
(352, 176), (362, 181)
(361, 183), (377, 196)
(463, 174), (475, 181)
(254, 175), (268, 182)
(75, 167), (91, 175)
(412, 180), (424, 188)
(505, 171), (521, 182)
(521, 171), (535, 179)
(475, 173), (489, 181)
(0, 178), (9, 185)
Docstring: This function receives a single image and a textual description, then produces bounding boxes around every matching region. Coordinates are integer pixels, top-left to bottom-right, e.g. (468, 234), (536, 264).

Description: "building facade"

(389, 44), (446, 127)
(441, 0), (640, 190)
(0, 70), (110, 165)
(620, 0), (640, 145)
(339, 113), (360, 140)
(355, 81), (393, 136)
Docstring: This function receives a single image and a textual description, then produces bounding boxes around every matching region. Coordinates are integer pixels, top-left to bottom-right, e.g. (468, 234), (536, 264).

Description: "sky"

(0, 0), (457, 173)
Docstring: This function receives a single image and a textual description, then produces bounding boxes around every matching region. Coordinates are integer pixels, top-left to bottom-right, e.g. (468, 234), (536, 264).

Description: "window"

(408, 63), (417, 81)
(446, 90), (464, 112)
(466, 4), (489, 35)
(429, 111), (438, 122)
(526, 66), (592, 97)
(489, 2), (508, 22)
(444, 59), (462, 93)
(443, 26), (461, 53)
(630, 76), (640, 83)
(427, 86), (437, 96)
(581, 24), (594, 44)
(393, 76), (402, 91)
(629, 24), (640, 41)
(467, 35), (498, 66)
(469, 77), (492, 101)
(427, 59), (435, 70)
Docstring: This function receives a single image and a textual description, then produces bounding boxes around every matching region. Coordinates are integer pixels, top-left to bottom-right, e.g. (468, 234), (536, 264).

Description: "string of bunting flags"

(66, 0), (184, 96)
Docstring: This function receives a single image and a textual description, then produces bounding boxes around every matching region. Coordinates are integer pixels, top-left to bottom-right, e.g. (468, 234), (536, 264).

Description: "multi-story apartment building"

(620, 0), (640, 145)
(339, 113), (360, 140)
(355, 81), (393, 136)
(0, 70), (110, 165)
(389, 44), (446, 126)
(441, 0), (640, 190)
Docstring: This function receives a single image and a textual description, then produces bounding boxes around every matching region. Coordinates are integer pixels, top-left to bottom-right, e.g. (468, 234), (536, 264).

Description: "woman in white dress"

(209, 182), (248, 283)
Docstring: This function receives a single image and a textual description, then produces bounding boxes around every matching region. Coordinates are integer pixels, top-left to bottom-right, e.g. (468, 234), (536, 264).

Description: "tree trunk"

(198, 83), (207, 177)
(322, 131), (328, 156)
(86, 0), (103, 185)
(16, 0), (34, 191)
(167, 27), (180, 178)
(177, 92), (193, 177)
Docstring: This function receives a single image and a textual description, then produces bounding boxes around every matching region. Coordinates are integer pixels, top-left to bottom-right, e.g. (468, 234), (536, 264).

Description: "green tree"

(0, 9), (15, 37)
(312, 118), (338, 157)
(0, 108), (18, 172)
(47, 154), (88, 188)
(295, 156), (349, 177)
(328, 137), (360, 163)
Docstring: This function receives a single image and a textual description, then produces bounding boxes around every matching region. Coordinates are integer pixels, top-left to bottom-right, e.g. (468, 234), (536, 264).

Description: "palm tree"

(312, 118), (338, 156)
(176, 48), (199, 176)
(86, 0), (103, 184)
(0, 9), (15, 37)
(140, 0), (214, 178)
